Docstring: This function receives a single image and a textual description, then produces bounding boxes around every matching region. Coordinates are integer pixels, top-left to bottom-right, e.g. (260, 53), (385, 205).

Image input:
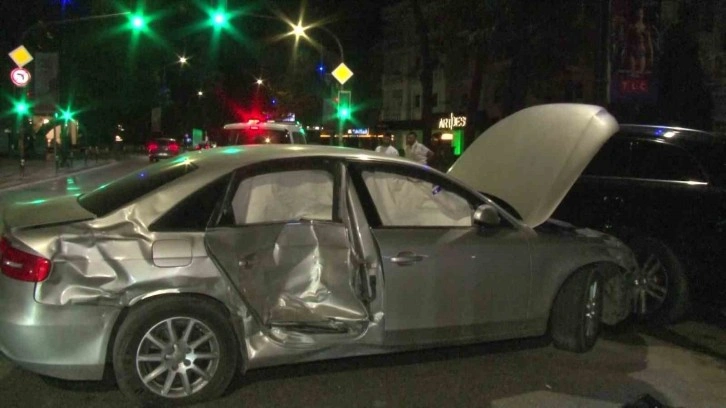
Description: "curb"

(0, 160), (121, 192)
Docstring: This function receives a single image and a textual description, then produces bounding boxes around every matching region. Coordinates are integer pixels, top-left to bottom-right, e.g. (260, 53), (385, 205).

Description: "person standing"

(403, 132), (433, 165)
(375, 133), (400, 156)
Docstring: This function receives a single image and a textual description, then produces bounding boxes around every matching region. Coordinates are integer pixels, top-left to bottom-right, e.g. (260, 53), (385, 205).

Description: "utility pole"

(597, 0), (612, 107)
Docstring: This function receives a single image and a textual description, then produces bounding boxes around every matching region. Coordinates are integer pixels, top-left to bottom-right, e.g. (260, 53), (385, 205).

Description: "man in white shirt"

(374, 133), (400, 156)
(403, 132), (433, 165)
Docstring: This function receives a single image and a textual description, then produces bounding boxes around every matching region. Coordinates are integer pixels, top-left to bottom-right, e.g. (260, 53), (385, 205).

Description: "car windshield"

(78, 160), (197, 217)
(220, 128), (291, 145)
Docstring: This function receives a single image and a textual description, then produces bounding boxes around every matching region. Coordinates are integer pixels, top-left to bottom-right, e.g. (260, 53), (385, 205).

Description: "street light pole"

(292, 23), (346, 146)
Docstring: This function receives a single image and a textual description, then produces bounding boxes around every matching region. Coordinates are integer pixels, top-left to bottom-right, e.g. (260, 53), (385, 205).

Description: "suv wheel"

(630, 236), (689, 323)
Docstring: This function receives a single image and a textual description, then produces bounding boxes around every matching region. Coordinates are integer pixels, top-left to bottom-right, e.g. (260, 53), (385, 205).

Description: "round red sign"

(10, 68), (31, 87)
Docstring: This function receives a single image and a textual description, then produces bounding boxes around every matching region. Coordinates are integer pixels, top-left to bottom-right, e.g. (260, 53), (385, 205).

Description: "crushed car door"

(205, 157), (369, 334)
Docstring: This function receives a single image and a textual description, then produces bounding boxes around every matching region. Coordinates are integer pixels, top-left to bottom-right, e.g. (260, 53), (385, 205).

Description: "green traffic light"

(15, 101), (29, 115)
(213, 12), (227, 26)
(338, 108), (350, 119)
(61, 110), (73, 121)
(210, 9), (230, 28)
(129, 13), (147, 31)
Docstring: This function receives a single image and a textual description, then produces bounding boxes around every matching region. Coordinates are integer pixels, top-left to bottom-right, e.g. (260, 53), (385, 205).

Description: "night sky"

(1, 0), (388, 139)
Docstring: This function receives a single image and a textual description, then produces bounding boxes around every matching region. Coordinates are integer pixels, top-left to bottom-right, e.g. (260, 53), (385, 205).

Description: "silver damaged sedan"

(0, 104), (637, 406)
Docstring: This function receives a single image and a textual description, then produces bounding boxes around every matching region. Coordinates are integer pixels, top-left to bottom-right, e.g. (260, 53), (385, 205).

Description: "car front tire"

(550, 267), (603, 352)
(112, 297), (238, 407)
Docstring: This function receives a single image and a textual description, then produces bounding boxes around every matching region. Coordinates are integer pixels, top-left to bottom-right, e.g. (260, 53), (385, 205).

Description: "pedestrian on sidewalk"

(403, 132), (433, 165)
(375, 133), (400, 156)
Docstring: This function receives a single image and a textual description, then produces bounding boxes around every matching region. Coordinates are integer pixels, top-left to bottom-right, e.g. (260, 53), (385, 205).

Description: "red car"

(147, 138), (180, 162)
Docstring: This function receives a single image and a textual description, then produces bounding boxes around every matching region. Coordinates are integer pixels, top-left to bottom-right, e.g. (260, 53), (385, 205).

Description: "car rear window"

(78, 160), (197, 217)
(155, 139), (177, 146)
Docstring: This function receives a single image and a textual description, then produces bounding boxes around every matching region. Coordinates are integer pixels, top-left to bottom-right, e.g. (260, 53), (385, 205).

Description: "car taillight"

(169, 144), (179, 152)
(148, 143), (158, 152)
(0, 237), (51, 282)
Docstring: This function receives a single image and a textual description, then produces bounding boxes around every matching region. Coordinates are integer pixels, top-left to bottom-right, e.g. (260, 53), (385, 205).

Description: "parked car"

(554, 124), (726, 323)
(220, 119), (307, 145)
(147, 138), (181, 162)
(0, 104), (636, 406)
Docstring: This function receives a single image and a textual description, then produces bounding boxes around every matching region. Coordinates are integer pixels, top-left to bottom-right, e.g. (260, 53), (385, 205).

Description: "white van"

(221, 120), (307, 145)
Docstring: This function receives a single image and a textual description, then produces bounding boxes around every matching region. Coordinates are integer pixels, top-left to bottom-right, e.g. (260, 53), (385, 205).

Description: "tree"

(657, 4), (713, 130)
(410, 0), (434, 145)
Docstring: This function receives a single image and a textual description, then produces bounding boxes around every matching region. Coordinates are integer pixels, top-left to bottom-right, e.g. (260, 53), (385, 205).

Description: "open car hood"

(448, 104), (619, 228)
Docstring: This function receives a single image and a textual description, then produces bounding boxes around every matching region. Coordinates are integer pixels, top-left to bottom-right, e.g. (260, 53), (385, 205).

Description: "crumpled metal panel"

(25, 209), (238, 309)
(205, 221), (369, 329)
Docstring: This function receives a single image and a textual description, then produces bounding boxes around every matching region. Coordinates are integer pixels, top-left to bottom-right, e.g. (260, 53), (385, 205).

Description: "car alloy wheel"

(551, 266), (603, 352)
(584, 279), (600, 340)
(628, 236), (689, 323)
(113, 297), (238, 406)
(136, 317), (220, 398)
(633, 253), (669, 317)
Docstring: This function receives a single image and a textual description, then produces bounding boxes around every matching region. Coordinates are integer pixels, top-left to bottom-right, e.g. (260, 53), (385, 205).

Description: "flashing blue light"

(654, 128), (665, 136)
(271, 98), (277, 105)
(317, 64), (325, 73)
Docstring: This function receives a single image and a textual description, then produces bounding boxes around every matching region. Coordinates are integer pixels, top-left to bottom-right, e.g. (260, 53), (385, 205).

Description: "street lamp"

(289, 22), (345, 63)
(288, 21), (348, 146)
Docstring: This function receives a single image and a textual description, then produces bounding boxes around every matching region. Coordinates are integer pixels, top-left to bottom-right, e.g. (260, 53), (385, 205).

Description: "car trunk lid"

(2, 195), (95, 232)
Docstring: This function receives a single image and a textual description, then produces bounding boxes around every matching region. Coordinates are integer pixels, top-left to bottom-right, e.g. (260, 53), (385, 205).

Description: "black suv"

(554, 124), (726, 322)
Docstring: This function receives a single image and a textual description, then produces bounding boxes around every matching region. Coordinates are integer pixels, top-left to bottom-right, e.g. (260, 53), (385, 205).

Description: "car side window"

(151, 174), (231, 231)
(630, 140), (706, 182)
(229, 169), (334, 225)
(354, 165), (473, 228)
(583, 139), (631, 177)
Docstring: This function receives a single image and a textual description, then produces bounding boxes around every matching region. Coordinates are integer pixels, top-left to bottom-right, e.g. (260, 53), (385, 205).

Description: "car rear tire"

(629, 236), (689, 324)
(112, 297), (238, 407)
(550, 267), (603, 352)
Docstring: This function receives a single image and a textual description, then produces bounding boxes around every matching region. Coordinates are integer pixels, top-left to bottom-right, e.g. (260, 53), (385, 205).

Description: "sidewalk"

(0, 155), (118, 192)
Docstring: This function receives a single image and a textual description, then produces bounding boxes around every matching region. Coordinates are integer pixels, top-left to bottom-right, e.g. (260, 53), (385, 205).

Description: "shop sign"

(438, 113), (467, 130)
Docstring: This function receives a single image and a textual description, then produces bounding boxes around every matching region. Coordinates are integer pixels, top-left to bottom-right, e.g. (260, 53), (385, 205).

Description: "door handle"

(389, 251), (427, 266)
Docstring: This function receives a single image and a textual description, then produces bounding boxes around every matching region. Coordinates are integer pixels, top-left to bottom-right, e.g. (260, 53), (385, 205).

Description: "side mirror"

(473, 204), (501, 226)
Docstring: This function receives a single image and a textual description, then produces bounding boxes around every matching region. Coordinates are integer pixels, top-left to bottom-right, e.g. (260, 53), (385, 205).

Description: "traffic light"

(14, 100), (29, 115)
(210, 9), (229, 28)
(129, 13), (147, 30)
(337, 90), (351, 120)
(60, 108), (74, 122)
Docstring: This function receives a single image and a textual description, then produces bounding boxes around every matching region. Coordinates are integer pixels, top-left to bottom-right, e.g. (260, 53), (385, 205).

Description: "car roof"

(617, 124), (722, 145)
(184, 144), (422, 176)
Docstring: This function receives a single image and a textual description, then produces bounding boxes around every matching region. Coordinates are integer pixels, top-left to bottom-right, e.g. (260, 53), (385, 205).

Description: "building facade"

(379, 0), (726, 140)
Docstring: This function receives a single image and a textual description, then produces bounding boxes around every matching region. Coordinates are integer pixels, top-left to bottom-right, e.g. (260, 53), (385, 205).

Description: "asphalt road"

(1, 156), (725, 407)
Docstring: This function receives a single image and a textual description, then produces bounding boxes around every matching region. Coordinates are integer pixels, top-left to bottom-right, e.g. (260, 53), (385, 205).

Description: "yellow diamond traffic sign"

(332, 63), (353, 85)
(8, 45), (33, 68)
